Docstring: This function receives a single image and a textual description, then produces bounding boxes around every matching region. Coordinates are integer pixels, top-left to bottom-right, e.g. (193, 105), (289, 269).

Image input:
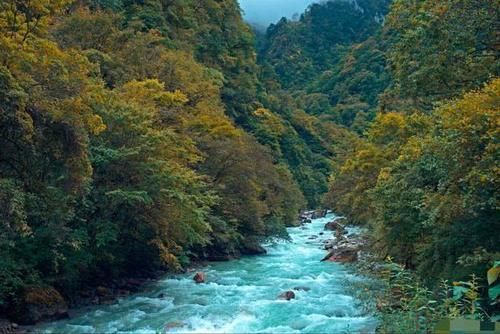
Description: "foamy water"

(39, 213), (378, 333)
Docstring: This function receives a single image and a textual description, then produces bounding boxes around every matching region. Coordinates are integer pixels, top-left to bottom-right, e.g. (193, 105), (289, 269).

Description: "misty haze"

(239, 0), (318, 27)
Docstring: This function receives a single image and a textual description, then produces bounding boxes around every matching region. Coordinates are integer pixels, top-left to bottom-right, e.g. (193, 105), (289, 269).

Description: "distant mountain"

(259, 0), (392, 130)
(239, 0), (317, 27)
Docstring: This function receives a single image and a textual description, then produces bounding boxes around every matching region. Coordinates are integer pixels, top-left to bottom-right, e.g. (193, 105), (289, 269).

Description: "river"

(39, 213), (378, 333)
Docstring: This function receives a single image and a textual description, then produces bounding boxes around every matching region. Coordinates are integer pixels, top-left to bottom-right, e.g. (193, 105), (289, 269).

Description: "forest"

(0, 0), (498, 330)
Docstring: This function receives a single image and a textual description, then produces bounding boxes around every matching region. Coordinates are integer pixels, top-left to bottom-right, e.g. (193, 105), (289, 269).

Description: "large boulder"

(321, 248), (358, 263)
(12, 287), (68, 324)
(193, 272), (205, 284)
(311, 209), (327, 219)
(324, 220), (345, 232)
(278, 291), (296, 301)
(324, 221), (339, 231)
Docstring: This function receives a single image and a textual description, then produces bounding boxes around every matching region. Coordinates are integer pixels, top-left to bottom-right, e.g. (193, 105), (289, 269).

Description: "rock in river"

(321, 248), (358, 263)
(193, 272), (206, 284)
(324, 220), (344, 232)
(278, 291), (296, 301)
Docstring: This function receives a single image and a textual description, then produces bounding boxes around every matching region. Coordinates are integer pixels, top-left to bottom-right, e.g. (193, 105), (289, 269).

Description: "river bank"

(1, 210), (327, 329)
(5, 211), (387, 334)
(1, 225), (299, 329)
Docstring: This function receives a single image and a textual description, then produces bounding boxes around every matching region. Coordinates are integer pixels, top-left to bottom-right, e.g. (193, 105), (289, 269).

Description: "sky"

(238, 0), (318, 28)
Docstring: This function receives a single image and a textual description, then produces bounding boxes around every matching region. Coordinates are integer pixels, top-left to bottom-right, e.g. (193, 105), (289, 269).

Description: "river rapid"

(39, 213), (377, 333)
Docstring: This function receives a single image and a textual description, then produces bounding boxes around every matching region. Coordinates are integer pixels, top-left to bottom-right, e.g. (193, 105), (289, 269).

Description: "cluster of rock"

(0, 319), (20, 334)
(5, 272), (164, 325)
(299, 209), (328, 225)
(79, 277), (153, 308)
(321, 218), (366, 263)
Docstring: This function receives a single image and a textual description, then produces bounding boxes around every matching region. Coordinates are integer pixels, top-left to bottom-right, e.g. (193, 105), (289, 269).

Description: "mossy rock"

(11, 287), (68, 324)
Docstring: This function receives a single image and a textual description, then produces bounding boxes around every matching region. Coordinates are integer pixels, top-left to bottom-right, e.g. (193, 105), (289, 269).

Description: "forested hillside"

(260, 0), (499, 323)
(0, 0), (312, 318)
(260, 0), (498, 279)
(0, 0), (498, 327)
(259, 0), (391, 131)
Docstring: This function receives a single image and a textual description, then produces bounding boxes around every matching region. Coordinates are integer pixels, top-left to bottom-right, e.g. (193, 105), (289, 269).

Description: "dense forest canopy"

(0, 0), (498, 325)
(0, 0), (309, 318)
(258, 0), (392, 132)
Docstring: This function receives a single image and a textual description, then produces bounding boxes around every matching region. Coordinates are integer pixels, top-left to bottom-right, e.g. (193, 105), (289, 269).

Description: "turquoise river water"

(39, 213), (377, 333)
